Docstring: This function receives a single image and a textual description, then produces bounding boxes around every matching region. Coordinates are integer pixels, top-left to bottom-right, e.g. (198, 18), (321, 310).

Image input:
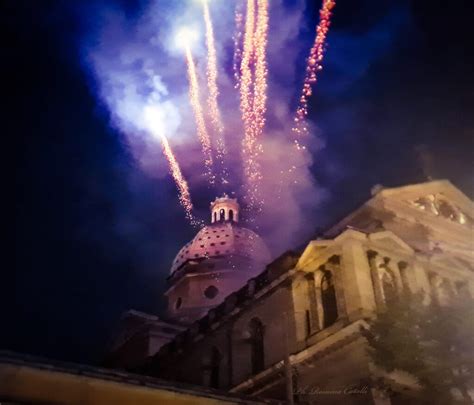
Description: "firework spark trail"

(232, 2), (244, 89)
(240, 0), (255, 137)
(276, 0), (335, 201)
(185, 45), (215, 183)
(239, 0), (269, 211)
(203, 1), (223, 136)
(292, 0), (336, 146)
(203, 0), (228, 184)
(159, 133), (199, 226)
(252, 0), (268, 151)
(239, 0), (260, 208)
(246, 0), (269, 210)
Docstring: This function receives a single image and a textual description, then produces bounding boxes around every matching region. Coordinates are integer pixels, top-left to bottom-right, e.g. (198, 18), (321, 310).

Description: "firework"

(232, 2), (244, 89)
(203, 0), (223, 136)
(252, 0), (268, 147)
(144, 106), (198, 226)
(240, 0), (255, 138)
(239, 0), (259, 206)
(239, 0), (269, 211)
(184, 44), (215, 183)
(292, 0), (335, 144)
(202, 0), (228, 184)
(160, 134), (200, 225)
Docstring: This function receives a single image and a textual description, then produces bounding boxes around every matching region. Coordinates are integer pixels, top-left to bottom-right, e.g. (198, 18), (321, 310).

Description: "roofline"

(325, 179), (474, 238)
(377, 179), (473, 207)
(324, 196), (377, 238)
(121, 309), (159, 322)
(119, 310), (186, 330)
(0, 351), (278, 404)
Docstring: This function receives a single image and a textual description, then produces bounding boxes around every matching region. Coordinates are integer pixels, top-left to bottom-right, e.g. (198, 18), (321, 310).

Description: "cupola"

(210, 194), (239, 223)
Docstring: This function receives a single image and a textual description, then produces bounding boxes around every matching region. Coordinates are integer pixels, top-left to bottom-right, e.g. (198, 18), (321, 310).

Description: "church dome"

(170, 196), (271, 275)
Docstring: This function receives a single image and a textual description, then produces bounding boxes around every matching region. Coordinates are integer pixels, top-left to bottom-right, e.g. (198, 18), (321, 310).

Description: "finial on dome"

(210, 194), (239, 223)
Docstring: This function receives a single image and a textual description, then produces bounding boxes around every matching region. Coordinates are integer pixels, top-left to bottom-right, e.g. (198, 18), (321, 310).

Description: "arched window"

(249, 318), (264, 374)
(229, 209), (234, 221)
(213, 212), (217, 222)
(219, 208), (225, 221)
(321, 271), (338, 328)
(381, 268), (397, 304)
(210, 347), (220, 388)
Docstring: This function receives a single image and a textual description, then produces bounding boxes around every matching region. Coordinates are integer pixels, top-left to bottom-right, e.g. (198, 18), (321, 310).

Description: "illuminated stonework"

(108, 180), (474, 400)
(166, 195), (271, 324)
(170, 222), (269, 274)
(409, 193), (473, 226)
(210, 194), (239, 223)
(152, 180), (474, 402)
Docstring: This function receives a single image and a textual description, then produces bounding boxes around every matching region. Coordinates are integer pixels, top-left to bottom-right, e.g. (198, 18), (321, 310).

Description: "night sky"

(6, 0), (473, 364)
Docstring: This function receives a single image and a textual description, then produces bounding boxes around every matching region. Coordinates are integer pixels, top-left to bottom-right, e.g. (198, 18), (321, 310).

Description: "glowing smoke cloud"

(202, 0), (228, 184)
(292, 0), (336, 145)
(83, 0), (329, 257)
(82, 14), (202, 223)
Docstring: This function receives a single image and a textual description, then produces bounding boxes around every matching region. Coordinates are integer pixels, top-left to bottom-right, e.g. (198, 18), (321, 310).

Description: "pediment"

(297, 240), (333, 269)
(326, 180), (473, 239)
(378, 180), (474, 227)
(368, 231), (414, 254)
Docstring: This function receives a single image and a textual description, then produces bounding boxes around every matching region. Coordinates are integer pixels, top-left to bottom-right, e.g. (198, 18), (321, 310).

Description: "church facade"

(109, 180), (474, 404)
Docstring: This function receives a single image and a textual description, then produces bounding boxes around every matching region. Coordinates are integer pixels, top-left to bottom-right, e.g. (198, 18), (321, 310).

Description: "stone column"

(291, 274), (310, 345)
(368, 250), (384, 308)
(468, 280), (474, 299)
(337, 230), (377, 319)
(397, 260), (416, 293)
(305, 273), (319, 334)
(382, 257), (404, 292)
(326, 255), (347, 318)
(412, 258), (432, 303)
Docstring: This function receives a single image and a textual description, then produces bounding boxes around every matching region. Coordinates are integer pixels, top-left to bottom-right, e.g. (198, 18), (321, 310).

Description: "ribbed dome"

(170, 222), (271, 274)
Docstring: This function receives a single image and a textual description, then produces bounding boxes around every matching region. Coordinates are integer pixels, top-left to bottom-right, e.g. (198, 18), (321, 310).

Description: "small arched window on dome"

(321, 271), (338, 328)
(219, 208), (225, 221)
(229, 209), (234, 222)
(249, 318), (264, 374)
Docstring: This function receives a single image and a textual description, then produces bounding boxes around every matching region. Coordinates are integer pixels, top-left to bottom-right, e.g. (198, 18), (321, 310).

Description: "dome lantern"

(210, 194), (239, 223)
